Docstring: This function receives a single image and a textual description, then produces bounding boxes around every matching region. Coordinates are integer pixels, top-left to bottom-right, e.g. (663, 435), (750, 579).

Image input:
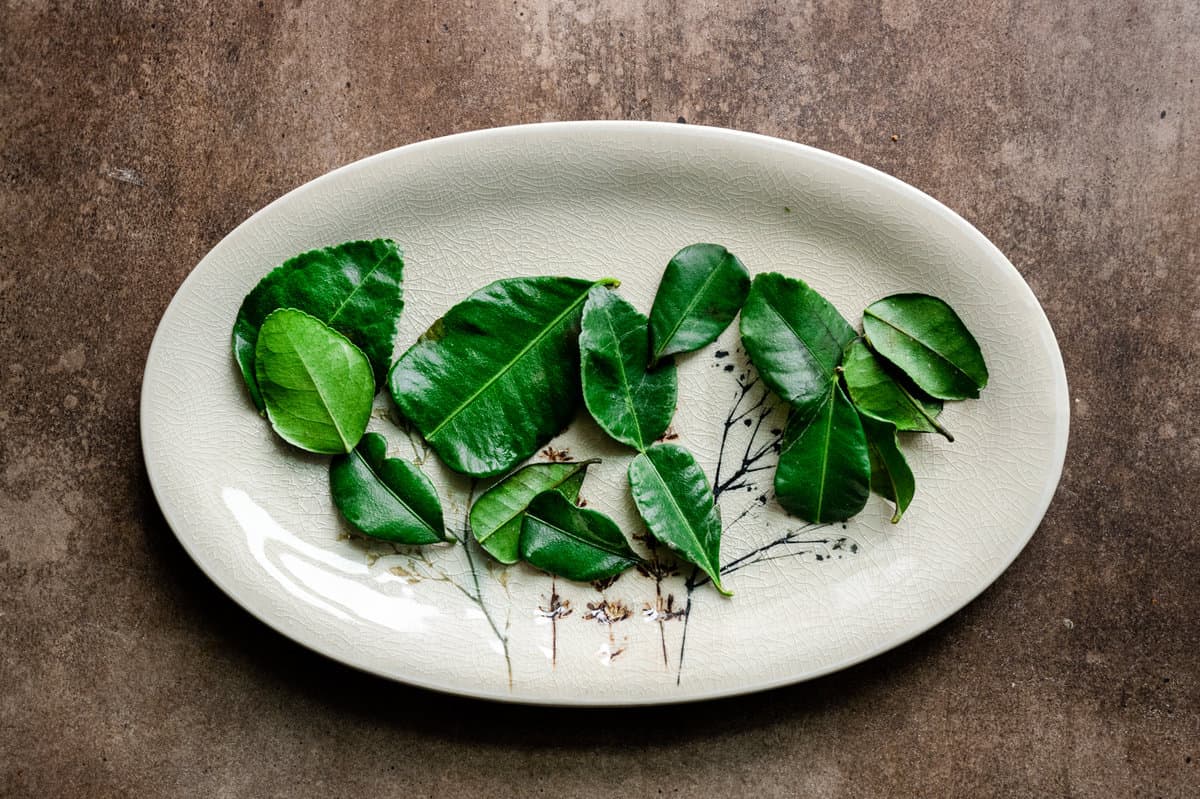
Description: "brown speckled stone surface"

(2, 2), (1197, 796)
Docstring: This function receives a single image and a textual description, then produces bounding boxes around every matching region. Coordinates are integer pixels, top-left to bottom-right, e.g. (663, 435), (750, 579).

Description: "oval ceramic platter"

(141, 122), (1068, 706)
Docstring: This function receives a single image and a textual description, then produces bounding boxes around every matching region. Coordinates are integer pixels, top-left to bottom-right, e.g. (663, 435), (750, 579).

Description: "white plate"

(141, 122), (1068, 706)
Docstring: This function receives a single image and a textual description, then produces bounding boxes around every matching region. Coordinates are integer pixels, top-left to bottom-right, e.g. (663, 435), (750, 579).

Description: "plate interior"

(141, 123), (1068, 705)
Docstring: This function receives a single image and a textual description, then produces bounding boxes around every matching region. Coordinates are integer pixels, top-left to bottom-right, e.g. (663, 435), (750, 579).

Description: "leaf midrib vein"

(283, 324), (354, 450)
(864, 311), (974, 382)
(352, 447), (441, 539)
(476, 463), (592, 544)
(601, 308), (644, 450)
(652, 255), (727, 361)
(427, 284), (591, 439)
(327, 246), (394, 327)
(813, 385), (836, 521)
(763, 293), (839, 382)
(528, 512), (633, 560)
(641, 456), (718, 575)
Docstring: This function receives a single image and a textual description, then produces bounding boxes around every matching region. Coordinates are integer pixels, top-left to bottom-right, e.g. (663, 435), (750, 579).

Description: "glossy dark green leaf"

(389, 276), (615, 477)
(862, 293), (988, 400)
(519, 491), (640, 582)
(842, 339), (952, 441)
(649, 243), (751, 362)
(775, 382), (870, 523)
(254, 309), (374, 454)
(233, 239), (404, 411)
(580, 286), (678, 451)
(739, 272), (857, 419)
(330, 433), (447, 544)
(469, 460), (597, 564)
(859, 414), (915, 524)
(628, 443), (730, 596)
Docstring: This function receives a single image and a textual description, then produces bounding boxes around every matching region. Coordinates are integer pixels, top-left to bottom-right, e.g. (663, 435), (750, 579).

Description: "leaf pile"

(233, 235), (987, 597)
(741, 275), (987, 523)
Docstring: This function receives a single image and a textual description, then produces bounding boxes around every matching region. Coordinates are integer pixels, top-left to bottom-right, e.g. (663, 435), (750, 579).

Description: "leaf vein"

(326, 245), (394, 326)
(865, 311), (975, 382)
(427, 283), (592, 439)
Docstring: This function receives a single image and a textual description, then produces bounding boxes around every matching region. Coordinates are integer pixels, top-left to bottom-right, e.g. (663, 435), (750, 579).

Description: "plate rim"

(140, 120), (1070, 706)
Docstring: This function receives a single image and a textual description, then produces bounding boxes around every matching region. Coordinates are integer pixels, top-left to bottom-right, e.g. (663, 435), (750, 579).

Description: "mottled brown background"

(2, 1), (1197, 796)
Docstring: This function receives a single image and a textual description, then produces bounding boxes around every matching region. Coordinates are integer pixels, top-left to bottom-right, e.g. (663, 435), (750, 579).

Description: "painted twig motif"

(376, 480), (514, 685)
(636, 535), (684, 669)
(674, 349), (856, 686)
(584, 574), (632, 664)
(360, 348), (860, 688)
(537, 577), (572, 667)
(456, 525), (513, 684)
(711, 352), (785, 500)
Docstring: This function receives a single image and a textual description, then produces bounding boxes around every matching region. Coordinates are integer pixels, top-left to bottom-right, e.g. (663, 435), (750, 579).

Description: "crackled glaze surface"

(140, 122), (1067, 704)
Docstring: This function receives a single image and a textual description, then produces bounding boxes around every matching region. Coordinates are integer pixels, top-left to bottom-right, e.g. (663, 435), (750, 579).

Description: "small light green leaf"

(628, 443), (730, 596)
(519, 491), (640, 582)
(862, 293), (988, 400)
(775, 382), (870, 523)
(580, 286), (677, 451)
(842, 339), (952, 441)
(739, 272), (857, 419)
(389, 276), (614, 477)
(649, 243), (751, 362)
(469, 459), (598, 564)
(859, 414), (915, 524)
(254, 309), (374, 454)
(330, 433), (447, 544)
(233, 239), (404, 411)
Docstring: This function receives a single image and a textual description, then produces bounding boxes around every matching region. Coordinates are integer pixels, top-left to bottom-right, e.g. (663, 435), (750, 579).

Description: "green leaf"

(469, 459), (598, 564)
(859, 414), (915, 524)
(580, 286), (678, 451)
(254, 309), (374, 454)
(519, 491), (640, 582)
(862, 293), (988, 400)
(739, 272), (857, 419)
(233, 239), (404, 411)
(330, 433), (447, 544)
(649, 243), (751, 362)
(774, 382), (870, 523)
(628, 443), (730, 596)
(842, 339), (952, 441)
(389, 276), (614, 477)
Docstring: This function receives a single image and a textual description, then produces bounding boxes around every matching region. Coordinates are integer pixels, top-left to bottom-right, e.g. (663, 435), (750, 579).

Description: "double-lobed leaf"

(233, 239), (405, 411)
(330, 432), (448, 544)
(649, 243), (751, 362)
(470, 460), (597, 564)
(859, 414), (915, 524)
(580, 286), (677, 451)
(519, 491), (640, 582)
(739, 272), (857, 419)
(842, 339), (952, 441)
(389, 276), (614, 477)
(254, 308), (374, 454)
(775, 382), (870, 523)
(863, 293), (988, 400)
(628, 443), (730, 596)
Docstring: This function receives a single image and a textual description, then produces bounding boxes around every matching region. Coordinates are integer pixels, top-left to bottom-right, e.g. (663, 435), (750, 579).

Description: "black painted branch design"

(675, 349), (856, 686)
(711, 365), (785, 501)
